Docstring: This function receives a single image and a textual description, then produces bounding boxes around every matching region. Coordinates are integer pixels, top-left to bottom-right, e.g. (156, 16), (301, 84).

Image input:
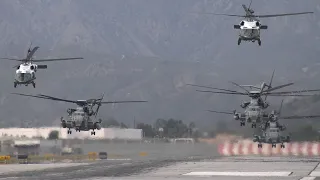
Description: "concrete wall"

(0, 127), (142, 140)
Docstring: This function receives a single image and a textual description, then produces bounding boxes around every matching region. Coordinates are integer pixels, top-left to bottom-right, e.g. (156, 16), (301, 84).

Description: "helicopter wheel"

(251, 124), (256, 128)
(280, 144), (285, 148)
(258, 144), (262, 148)
(240, 122), (245, 126)
(32, 82), (36, 88)
(258, 39), (261, 46)
(237, 38), (241, 45)
(272, 144), (276, 148)
(67, 130), (72, 134)
(91, 131), (96, 135)
(14, 82), (17, 88)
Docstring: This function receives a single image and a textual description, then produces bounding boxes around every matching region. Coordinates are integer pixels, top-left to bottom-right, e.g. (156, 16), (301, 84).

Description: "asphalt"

(0, 143), (320, 180)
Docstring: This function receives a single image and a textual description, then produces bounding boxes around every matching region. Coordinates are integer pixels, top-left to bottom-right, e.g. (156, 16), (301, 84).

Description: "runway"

(0, 142), (319, 180)
(0, 156), (319, 180)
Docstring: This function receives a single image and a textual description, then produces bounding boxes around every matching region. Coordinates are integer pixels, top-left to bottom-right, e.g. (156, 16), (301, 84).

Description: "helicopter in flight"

(1, 44), (83, 88)
(188, 75), (320, 127)
(253, 125), (290, 148)
(11, 93), (147, 135)
(192, 0), (313, 46)
(261, 99), (320, 131)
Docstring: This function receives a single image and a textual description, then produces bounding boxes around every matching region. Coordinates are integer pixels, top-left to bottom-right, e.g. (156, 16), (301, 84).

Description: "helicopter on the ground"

(1, 44), (83, 88)
(11, 93), (147, 135)
(191, 0), (313, 46)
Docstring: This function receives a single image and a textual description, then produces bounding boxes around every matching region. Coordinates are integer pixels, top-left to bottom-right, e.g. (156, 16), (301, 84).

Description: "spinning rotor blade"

(11, 93), (77, 103)
(186, 84), (240, 93)
(32, 57), (84, 62)
(281, 115), (320, 119)
(95, 93), (105, 118)
(0, 58), (22, 61)
(189, 12), (245, 17)
(267, 94), (314, 97)
(196, 90), (248, 95)
(26, 46), (39, 60)
(229, 81), (250, 93)
(262, 83), (294, 93)
(263, 89), (320, 95)
(207, 110), (234, 115)
(100, 100), (148, 104)
(255, 12), (313, 18)
(264, 69), (275, 101)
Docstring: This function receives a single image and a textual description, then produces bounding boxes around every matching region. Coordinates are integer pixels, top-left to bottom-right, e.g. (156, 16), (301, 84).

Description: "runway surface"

(0, 156), (319, 180)
(0, 143), (319, 180)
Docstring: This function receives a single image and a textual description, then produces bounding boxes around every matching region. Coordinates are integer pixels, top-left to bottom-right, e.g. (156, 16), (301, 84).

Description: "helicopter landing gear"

(258, 39), (261, 46)
(272, 144), (276, 148)
(237, 38), (241, 45)
(251, 123), (257, 128)
(240, 121), (245, 126)
(14, 82), (17, 88)
(91, 131), (96, 135)
(280, 144), (285, 148)
(67, 129), (72, 134)
(258, 143), (262, 148)
(32, 82), (36, 88)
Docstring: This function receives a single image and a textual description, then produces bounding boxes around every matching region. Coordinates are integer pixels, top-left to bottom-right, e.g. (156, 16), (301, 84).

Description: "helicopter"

(1, 43), (83, 88)
(189, 74), (320, 127)
(11, 93), (147, 135)
(253, 125), (290, 148)
(261, 99), (320, 131)
(191, 0), (313, 46)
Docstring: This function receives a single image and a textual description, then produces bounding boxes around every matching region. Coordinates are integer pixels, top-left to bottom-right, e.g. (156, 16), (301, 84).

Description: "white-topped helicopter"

(1, 44), (83, 88)
(192, 0), (313, 46)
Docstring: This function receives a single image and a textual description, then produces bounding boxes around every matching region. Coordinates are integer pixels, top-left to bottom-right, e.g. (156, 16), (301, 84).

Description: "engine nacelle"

(253, 135), (259, 142)
(234, 114), (240, 120)
(263, 102), (269, 109)
(94, 122), (102, 130)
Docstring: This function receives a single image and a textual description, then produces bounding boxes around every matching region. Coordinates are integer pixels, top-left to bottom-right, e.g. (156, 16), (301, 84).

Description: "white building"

(0, 127), (142, 140)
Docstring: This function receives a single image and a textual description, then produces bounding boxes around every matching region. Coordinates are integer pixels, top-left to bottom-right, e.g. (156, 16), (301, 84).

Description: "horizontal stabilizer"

(234, 25), (241, 29)
(260, 25), (268, 29)
(37, 65), (47, 69)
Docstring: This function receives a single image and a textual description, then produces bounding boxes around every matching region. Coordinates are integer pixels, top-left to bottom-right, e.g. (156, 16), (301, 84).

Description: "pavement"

(0, 143), (320, 180)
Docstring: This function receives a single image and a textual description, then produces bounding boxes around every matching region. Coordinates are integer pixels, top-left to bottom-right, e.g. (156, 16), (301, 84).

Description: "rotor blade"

(32, 57), (84, 62)
(26, 46), (39, 60)
(279, 99), (284, 116)
(95, 93), (105, 118)
(264, 69), (275, 101)
(263, 89), (320, 94)
(262, 83), (294, 93)
(207, 110), (234, 115)
(189, 12), (245, 17)
(281, 115), (320, 119)
(255, 12), (313, 18)
(248, 0), (252, 9)
(11, 93), (77, 103)
(0, 58), (22, 61)
(229, 81), (250, 93)
(100, 100), (148, 104)
(186, 84), (241, 93)
(196, 90), (248, 95)
(267, 93), (315, 96)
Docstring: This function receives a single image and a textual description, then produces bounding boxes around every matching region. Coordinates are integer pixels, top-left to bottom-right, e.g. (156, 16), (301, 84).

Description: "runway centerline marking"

(183, 171), (292, 176)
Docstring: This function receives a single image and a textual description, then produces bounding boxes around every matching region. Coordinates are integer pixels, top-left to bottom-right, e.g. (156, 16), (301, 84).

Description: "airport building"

(0, 127), (143, 140)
